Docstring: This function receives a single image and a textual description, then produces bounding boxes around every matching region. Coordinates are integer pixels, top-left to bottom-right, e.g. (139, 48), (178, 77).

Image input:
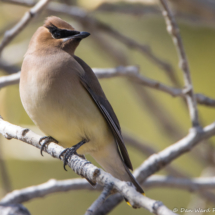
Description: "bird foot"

(39, 136), (58, 156)
(59, 139), (87, 171)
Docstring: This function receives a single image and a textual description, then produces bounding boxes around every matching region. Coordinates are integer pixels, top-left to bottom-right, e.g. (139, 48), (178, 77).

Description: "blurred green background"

(1, 0), (215, 214)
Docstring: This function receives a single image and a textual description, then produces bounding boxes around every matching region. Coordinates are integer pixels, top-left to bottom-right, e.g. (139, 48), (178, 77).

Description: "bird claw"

(59, 147), (77, 171)
(39, 136), (58, 156)
(59, 139), (87, 171)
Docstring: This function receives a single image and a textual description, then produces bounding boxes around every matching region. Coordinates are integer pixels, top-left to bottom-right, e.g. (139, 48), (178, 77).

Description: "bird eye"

(46, 24), (80, 40)
(53, 31), (61, 39)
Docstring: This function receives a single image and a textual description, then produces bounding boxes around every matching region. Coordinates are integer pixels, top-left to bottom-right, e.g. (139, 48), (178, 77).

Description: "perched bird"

(20, 16), (144, 198)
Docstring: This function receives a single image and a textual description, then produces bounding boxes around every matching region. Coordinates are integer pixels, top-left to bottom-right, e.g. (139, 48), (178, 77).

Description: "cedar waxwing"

(19, 17), (144, 199)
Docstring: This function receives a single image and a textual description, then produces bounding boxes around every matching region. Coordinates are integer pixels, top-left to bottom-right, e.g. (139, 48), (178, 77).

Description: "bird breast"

(20, 53), (113, 155)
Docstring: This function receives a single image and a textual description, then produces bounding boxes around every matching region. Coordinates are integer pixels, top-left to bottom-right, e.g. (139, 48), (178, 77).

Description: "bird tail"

(123, 161), (144, 194)
(91, 143), (144, 200)
(122, 162), (145, 207)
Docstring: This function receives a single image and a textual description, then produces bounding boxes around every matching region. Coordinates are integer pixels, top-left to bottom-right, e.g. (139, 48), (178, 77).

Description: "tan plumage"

(20, 16), (143, 194)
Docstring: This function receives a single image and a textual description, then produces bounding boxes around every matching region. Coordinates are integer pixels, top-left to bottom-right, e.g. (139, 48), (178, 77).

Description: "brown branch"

(159, 0), (199, 127)
(0, 0), (50, 54)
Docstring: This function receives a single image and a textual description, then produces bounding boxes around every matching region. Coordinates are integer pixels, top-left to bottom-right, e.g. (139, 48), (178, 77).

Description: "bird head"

(27, 16), (90, 55)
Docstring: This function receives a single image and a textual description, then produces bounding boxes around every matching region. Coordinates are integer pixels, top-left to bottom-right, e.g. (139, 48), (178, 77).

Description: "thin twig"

(159, 0), (199, 127)
(145, 175), (215, 191)
(0, 0), (50, 54)
(85, 185), (113, 215)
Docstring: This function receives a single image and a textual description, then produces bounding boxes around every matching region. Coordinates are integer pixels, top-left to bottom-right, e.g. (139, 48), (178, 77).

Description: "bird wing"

(74, 55), (133, 171)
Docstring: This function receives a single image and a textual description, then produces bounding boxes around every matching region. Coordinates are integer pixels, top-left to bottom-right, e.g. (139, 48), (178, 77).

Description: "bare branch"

(85, 185), (113, 215)
(0, 72), (20, 88)
(0, 60), (20, 74)
(49, 3), (178, 84)
(1, 66), (215, 108)
(94, 67), (215, 108)
(145, 175), (215, 192)
(159, 0), (199, 127)
(105, 133), (215, 211)
(134, 123), (215, 184)
(0, 118), (176, 215)
(0, 0), (50, 54)
(94, 193), (123, 215)
(195, 94), (215, 107)
(1, 0), (35, 7)
(185, 167), (215, 215)
(0, 179), (97, 205)
(0, 204), (31, 215)
(3, 175), (215, 206)
(94, 67), (215, 107)
(0, 119), (215, 213)
(123, 132), (188, 178)
(2, 0), (178, 83)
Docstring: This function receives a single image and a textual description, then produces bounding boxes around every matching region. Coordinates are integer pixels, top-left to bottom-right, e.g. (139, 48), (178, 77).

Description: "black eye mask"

(46, 23), (80, 39)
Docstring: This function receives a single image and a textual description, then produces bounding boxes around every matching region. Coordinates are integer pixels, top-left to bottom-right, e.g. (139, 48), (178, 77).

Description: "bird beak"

(63, 31), (90, 42)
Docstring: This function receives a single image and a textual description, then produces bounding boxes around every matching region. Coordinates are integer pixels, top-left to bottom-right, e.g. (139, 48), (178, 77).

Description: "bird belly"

(20, 70), (113, 155)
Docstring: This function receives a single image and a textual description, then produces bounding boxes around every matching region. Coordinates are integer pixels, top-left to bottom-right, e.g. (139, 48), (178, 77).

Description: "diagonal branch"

(0, 204), (31, 215)
(134, 123), (215, 184)
(1, 67), (215, 107)
(85, 185), (113, 215)
(159, 0), (199, 127)
(123, 132), (188, 178)
(0, 0), (50, 54)
(0, 118), (176, 215)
